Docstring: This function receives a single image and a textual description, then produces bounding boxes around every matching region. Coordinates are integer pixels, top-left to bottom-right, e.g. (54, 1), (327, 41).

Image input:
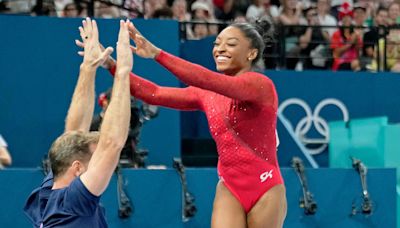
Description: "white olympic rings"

(278, 98), (349, 155)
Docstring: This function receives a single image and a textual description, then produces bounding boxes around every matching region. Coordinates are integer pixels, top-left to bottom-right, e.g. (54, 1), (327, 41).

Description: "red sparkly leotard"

(110, 50), (284, 213)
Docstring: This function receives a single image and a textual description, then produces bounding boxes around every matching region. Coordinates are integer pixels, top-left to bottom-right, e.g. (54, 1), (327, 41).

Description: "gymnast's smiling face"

(212, 26), (257, 76)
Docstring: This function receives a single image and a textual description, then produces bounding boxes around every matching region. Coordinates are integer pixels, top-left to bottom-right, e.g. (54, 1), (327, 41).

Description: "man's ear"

(71, 160), (84, 177)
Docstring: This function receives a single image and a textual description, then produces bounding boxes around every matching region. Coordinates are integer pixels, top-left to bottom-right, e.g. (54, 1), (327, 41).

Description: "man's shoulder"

(42, 183), (107, 228)
(42, 176), (100, 208)
(25, 172), (54, 208)
(43, 177), (101, 217)
(64, 177), (101, 206)
(23, 174), (54, 226)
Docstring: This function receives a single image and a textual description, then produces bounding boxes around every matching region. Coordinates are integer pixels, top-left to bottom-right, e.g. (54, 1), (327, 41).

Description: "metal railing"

(180, 21), (400, 72)
(0, 0), (140, 16)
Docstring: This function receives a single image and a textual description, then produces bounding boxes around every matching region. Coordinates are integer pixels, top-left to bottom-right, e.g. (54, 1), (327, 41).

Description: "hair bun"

(254, 18), (275, 48)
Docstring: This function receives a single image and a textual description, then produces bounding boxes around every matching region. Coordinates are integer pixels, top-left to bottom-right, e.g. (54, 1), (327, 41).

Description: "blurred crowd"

(1, 0), (400, 71)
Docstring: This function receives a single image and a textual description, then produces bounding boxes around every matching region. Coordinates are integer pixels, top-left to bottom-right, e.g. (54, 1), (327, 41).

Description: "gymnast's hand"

(128, 23), (161, 59)
(76, 17), (114, 68)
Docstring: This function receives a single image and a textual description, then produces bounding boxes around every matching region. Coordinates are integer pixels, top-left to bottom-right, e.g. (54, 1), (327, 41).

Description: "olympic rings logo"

(278, 98), (349, 155)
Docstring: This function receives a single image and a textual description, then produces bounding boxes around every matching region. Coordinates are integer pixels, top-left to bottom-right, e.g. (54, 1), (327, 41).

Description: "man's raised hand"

(78, 17), (113, 68)
(116, 19), (133, 73)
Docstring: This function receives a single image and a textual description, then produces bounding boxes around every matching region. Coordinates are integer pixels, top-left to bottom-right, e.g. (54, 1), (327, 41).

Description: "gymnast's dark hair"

(229, 19), (274, 64)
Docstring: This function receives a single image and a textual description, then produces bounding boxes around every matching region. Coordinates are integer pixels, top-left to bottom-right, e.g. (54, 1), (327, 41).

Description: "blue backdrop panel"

(179, 37), (216, 139)
(0, 168), (395, 227)
(0, 16), (180, 167)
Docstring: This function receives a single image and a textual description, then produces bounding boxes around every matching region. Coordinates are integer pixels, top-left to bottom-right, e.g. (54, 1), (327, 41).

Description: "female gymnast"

(78, 19), (286, 228)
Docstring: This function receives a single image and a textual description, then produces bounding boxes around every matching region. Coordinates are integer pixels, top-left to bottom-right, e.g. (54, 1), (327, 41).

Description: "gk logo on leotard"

(260, 170), (273, 183)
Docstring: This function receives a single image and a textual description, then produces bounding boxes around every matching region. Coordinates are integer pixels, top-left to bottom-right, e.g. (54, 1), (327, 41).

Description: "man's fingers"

(79, 26), (86, 41)
(117, 20), (125, 40)
(103, 47), (114, 57)
(77, 51), (84, 56)
(116, 20), (133, 65)
(99, 44), (106, 52)
(122, 19), (130, 34)
(96, 47), (114, 65)
(85, 17), (92, 34)
(82, 20), (87, 32)
(92, 19), (99, 40)
(94, 47), (114, 66)
(75, 39), (84, 48)
(117, 20), (130, 45)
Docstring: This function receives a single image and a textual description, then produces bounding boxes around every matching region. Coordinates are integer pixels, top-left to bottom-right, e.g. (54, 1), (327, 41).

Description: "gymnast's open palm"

(128, 23), (160, 59)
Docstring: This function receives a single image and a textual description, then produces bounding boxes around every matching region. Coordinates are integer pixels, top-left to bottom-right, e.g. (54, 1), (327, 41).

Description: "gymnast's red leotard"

(110, 50), (284, 213)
